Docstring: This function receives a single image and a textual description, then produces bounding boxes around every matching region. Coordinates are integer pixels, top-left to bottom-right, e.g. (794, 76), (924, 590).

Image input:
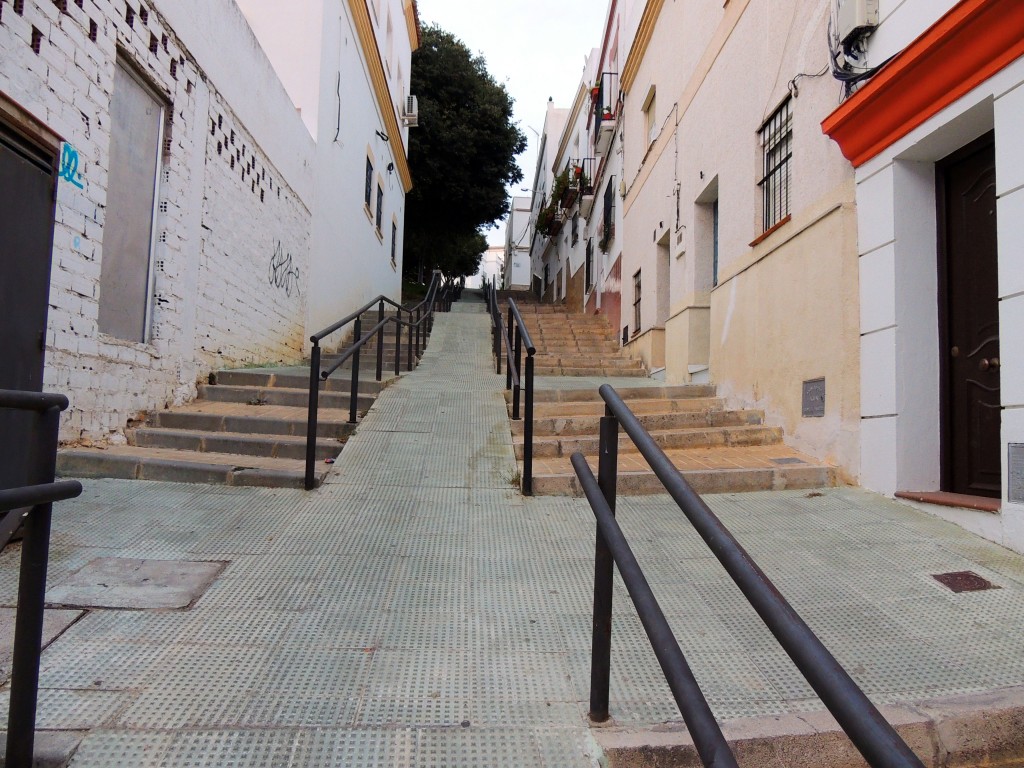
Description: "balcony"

(592, 71), (619, 158)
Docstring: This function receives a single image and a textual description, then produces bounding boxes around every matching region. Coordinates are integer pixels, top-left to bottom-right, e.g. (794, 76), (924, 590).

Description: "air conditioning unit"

(402, 95), (419, 127)
(837, 0), (879, 45)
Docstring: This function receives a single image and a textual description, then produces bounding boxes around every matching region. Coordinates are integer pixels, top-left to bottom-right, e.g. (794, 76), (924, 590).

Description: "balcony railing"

(593, 72), (619, 157)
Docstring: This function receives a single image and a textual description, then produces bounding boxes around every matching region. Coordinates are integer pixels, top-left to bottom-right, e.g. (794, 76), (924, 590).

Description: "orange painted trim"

(821, 0), (1024, 168)
(748, 214), (790, 248)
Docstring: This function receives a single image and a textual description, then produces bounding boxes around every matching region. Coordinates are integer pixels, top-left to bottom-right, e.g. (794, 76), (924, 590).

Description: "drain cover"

(932, 571), (1000, 593)
(770, 457), (806, 465)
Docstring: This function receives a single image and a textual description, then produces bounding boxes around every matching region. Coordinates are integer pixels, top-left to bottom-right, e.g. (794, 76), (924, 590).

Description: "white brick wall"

(1, 0), (312, 441)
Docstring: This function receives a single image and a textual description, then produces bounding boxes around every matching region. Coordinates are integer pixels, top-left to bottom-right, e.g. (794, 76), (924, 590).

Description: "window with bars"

(632, 270), (642, 336)
(571, 212), (579, 246)
(391, 222), (398, 269)
(376, 184), (384, 231)
(364, 157), (373, 208)
(602, 176), (616, 245)
(585, 238), (594, 292)
(758, 97), (792, 232)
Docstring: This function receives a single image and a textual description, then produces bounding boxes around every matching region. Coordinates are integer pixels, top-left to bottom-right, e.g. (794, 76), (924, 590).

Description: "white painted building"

(0, 0), (416, 445)
(502, 196), (532, 290)
(236, 0), (419, 336)
(467, 246), (503, 290)
(528, 101), (568, 299)
(823, 0), (1024, 551)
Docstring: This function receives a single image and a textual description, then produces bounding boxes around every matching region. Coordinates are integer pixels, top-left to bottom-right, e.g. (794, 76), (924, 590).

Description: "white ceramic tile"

(859, 244), (896, 333)
(856, 165), (895, 254)
(860, 415), (898, 494)
(861, 327), (897, 417)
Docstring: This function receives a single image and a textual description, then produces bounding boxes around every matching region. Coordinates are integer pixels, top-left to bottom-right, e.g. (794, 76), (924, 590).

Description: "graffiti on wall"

(59, 142), (84, 189)
(268, 240), (301, 298)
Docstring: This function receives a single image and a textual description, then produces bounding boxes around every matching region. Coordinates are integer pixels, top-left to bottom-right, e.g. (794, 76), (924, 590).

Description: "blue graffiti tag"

(59, 143), (84, 189)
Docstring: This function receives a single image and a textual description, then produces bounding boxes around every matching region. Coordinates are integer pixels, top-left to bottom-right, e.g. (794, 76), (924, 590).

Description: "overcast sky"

(416, 0), (609, 245)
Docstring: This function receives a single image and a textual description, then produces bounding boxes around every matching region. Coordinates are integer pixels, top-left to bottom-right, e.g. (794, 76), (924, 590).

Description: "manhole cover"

(932, 570), (1000, 593)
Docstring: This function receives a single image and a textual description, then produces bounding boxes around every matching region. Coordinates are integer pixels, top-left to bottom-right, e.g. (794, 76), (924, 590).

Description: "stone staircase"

(516, 386), (835, 495)
(503, 293), (647, 377)
(58, 309), (420, 489)
(498, 294), (835, 496)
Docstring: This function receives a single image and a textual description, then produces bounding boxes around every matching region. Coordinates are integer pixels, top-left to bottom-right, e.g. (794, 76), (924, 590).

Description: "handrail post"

(304, 342), (322, 490)
(492, 303), (500, 373)
(413, 307), (420, 360)
(505, 306), (514, 391)
(394, 311), (402, 377)
(523, 353), (535, 496)
(589, 408), (619, 722)
(511, 320), (522, 420)
(407, 313), (414, 371)
(495, 314), (503, 376)
(375, 300), (385, 383)
(6, 404), (60, 766)
(349, 319), (361, 424)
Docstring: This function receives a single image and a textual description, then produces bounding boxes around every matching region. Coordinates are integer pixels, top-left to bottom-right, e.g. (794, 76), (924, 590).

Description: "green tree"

(406, 25), (527, 280)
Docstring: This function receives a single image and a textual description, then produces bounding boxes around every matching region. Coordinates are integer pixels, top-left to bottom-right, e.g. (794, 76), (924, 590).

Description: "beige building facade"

(618, 0), (861, 477)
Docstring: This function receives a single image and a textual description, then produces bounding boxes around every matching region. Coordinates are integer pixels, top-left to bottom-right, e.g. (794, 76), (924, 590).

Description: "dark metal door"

(938, 133), (1000, 498)
(0, 124), (57, 490)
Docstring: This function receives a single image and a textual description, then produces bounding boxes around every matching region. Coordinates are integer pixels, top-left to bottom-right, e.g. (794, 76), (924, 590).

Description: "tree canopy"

(405, 25), (527, 280)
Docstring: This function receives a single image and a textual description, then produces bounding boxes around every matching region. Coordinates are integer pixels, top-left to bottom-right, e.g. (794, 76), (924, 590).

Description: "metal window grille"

(376, 185), (384, 230)
(632, 270), (641, 336)
(571, 212), (579, 246)
(365, 158), (373, 207)
(758, 98), (792, 232)
(585, 238), (594, 291)
(603, 176), (616, 244)
(391, 222), (397, 268)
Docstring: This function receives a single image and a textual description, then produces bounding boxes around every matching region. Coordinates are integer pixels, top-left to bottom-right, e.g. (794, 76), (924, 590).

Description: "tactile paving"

(13, 304), (1024, 767)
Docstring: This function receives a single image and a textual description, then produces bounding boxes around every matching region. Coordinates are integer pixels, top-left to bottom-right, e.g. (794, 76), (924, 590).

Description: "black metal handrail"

(303, 271), (443, 489)
(571, 384), (925, 768)
(486, 283), (536, 495)
(0, 389), (82, 768)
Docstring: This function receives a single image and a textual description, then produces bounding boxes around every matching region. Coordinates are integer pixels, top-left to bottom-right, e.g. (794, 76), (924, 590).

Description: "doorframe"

(935, 129), (998, 493)
(0, 93), (63, 160)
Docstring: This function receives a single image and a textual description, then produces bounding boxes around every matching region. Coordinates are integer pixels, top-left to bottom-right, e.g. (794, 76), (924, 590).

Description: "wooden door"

(0, 123), (57, 490)
(938, 133), (1000, 498)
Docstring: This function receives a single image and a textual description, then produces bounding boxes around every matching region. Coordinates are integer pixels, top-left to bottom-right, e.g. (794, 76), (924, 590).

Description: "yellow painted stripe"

(621, 0), (665, 94)
(349, 0), (414, 192)
(404, 0), (421, 51)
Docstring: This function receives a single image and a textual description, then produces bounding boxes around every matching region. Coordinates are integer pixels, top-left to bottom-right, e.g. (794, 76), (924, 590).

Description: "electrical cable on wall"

(827, 3), (893, 96)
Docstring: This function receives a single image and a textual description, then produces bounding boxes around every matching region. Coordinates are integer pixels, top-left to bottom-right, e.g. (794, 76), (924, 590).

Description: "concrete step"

(57, 445), (329, 489)
(213, 368), (387, 395)
(534, 365), (649, 377)
(530, 396), (725, 418)
(129, 427), (343, 461)
(520, 385), (717, 403)
(197, 383), (374, 411)
(516, 424), (782, 459)
(534, 355), (641, 369)
(514, 407), (765, 437)
(154, 401), (359, 440)
(529, 445), (836, 496)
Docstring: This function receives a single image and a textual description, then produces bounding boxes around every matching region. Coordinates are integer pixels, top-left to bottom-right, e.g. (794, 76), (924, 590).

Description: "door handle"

(979, 357), (1000, 371)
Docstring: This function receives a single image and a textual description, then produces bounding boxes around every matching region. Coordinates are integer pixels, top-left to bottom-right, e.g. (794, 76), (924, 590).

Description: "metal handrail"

(571, 453), (738, 767)
(303, 271), (443, 489)
(572, 384), (926, 768)
(1, 389), (82, 768)
(486, 283), (536, 495)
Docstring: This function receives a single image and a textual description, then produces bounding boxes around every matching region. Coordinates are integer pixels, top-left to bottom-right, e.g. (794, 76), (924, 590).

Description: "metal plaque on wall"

(1010, 444), (1024, 504)
(802, 378), (826, 418)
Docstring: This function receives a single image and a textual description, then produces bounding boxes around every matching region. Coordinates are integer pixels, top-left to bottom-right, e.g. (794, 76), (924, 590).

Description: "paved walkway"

(4, 299), (1024, 765)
